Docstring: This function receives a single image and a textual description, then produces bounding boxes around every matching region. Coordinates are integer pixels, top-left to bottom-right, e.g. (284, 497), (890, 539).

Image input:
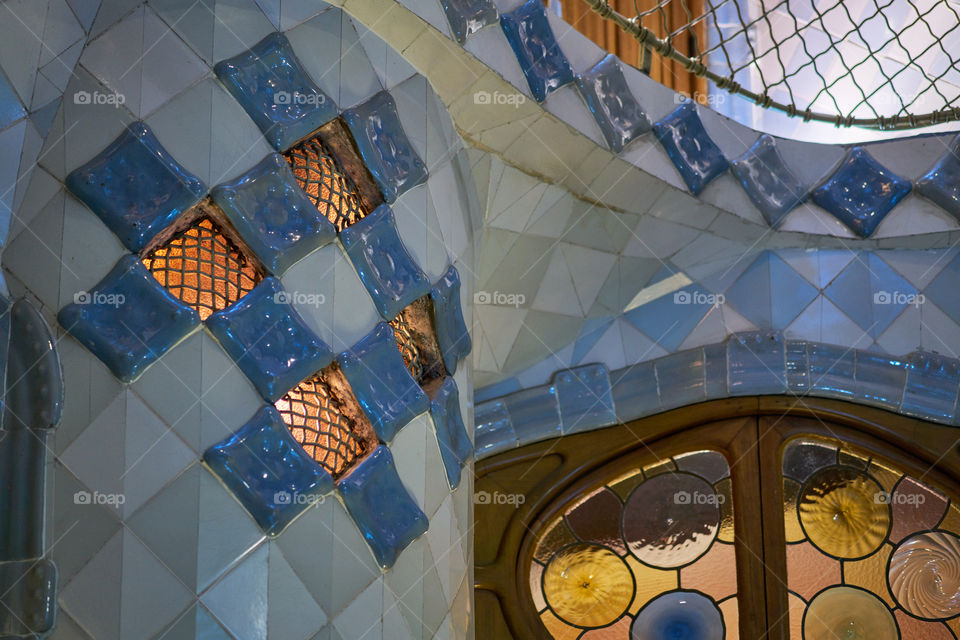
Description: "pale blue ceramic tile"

(902, 351), (960, 424)
(653, 101), (729, 195)
(703, 342), (728, 399)
(823, 252), (917, 339)
(499, 0), (574, 102)
(474, 377), (521, 403)
(730, 135), (807, 227)
(923, 252), (960, 325)
(915, 135), (960, 222)
(807, 342), (856, 400)
(785, 340), (809, 393)
(572, 316), (615, 365)
(854, 351), (906, 410)
(339, 204), (431, 321)
(215, 32), (337, 152)
(553, 364), (616, 435)
(440, 0), (499, 44)
(430, 266), (471, 374)
(727, 331), (786, 396)
(429, 377), (473, 489)
(502, 384), (560, 444)
(58, 255), (201, 382)
(810, 147), (911, 238)
(205, 278), (334, 403)
(65, 122), (206, 252)
(342, 91), (427, 202)
(655, 349), (706, 410)
(474, 399), (517, 457)
(212, 153), (336, 276)
(610, 362), (660, 423)
(0, 70), (25, 131)
(623, 266), (718, 352)
(204, 406), (334, 536)
(575, 54), (650, 153)
(337, 322), (429, 443)
(337, 445), (428, 568)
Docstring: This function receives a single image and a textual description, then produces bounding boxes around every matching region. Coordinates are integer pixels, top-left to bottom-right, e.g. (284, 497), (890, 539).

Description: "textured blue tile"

(807, 342), (856, 400)
(553, 364), (616, 434)
(205, 278), (334, 402)
(65, 123), (207, 253)
(337, 322), (429, 443)
(575, 54), (650, 153)
(502, 384), (560, 444)
(810, 147), (911, 238)
(342, 91), (427, 203)
(474, 399), (516, 457)
(823, 252), (918, 339)
(902, 351), (960, 424)
(610, 362), (660, 423)
(215, 32), (337, 152)
(655, 349), (706, 410)
(340, 204), (431, 320)
(653, 101), (729, 195)
(727, 331), (786, 396)
(203, 406), (333, 536)
(0, 70), (25, 130)
(430, 266), (471, 374)
(786, 340), (809, 394)
(923, 252), (960, 326)
(725, 251), (817, 330)
(499, 0), (574, 102)
(212, 154), (336, 276)
(854, 352), (905, 410)
(58, 255), (201, 382)
(703, 342), (728, 399)
(915, 135), (960, 222)
(440, 0), (498, 43)
(429, 377), (473, 489)
(623, 267), (718, 352)
(337, 445), (428, 568)
(730, 135), (807, 227)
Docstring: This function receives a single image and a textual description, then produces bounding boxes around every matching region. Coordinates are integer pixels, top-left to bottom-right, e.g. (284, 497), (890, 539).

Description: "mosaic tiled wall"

(1, 2), (479, 638)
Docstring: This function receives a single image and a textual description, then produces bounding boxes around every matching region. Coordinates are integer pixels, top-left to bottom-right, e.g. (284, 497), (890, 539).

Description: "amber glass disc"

(798, 466), (889, 558)
(890, 531), (960, 620)
(803, 586), (898, 640)
(542, 544), (634, 628)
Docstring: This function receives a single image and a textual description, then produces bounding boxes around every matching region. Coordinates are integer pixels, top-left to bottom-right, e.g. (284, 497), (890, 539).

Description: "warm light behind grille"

(285, 136), (367, 232)
(389, 298), (446, 391)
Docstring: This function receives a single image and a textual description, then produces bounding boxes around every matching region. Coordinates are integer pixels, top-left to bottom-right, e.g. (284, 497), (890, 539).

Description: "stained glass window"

(530, 450), (738, 638)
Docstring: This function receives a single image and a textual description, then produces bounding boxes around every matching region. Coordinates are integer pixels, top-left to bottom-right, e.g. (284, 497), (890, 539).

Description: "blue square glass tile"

(730, 135), (808, 227)
(339, 204), (431, 321)
(553, 364), (616, 435)
(823, 252), (917, 339)
(214, 32), (338, 152)
(703, 342), (728, 399)
(502, 384), (560, 444)
(655, 349), (706, 410)
(205, 277), (334, 402)
(342, 91), (428, 203)
(902, 351), (960, 424)
(854, 352), (906, 410)
(474, 399), (517, 457)
(429, 377), (473, 489)
(337, 445), (428, 569)
(915, 135), (960, 222)
(785, 340), (809, 393)
(58, 255), (201, 382)
(810, 147), (912, 238)
(623, 266), (718, 352)
(725, 251), (817, 330)
(807, 342), (856, 400)
(203, 406), (333, 536)
(337, 322), (429, 443)
(65, 123), (207, 253)
(923, 252), (960, 326)
(653, 101), (729, 195)
(610, 362), (660, 422)
(575, 55), (651, 153)
(212, 154), (337, 276)
(440, 0), (498, 43)
(499, 0), (575, 102)
(430, 266), (472, 374)
(727, 331), (787, 396)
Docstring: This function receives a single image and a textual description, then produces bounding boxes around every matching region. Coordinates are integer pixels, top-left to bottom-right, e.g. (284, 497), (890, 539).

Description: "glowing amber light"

(542, 544), (634, 628)
(141, 215), (261, 321)
(390, 309), (425, 382)
(285, 136), (367, 232)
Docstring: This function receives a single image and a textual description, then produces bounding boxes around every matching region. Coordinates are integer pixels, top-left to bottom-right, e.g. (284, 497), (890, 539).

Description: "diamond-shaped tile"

(204, 406), (334, 536)
(430, 265), (471, 375)
(212, 153), (336, 276)
(923, 252), (960, 325)
(725, 251), (818, 330)
(575, 54), (650, 153)
(915, 134), (960, 222)
(215, 32), (337, 152)
(823, 252), (918, 338)
(58, 255), (201, 382)
(810, 146), (912, 238)
(623, 266), (718, 352)
(730, 134), (808, 227)
(554, 363), (616, 434)
(653, 101), (729, 195)
(64, 122), (207, 252)
(337, 445), (429, 569)
(201, 543), (268, 640)
(337, 322), (430, 443)
(499, 0), (574, 102)
(439, 0), (498, 44)
(428, 377), (472, 490)
(205, 277), (334, 402)
(267, 543), (328, 640)
(342, 91), (427, 203)
(339, 204), (431, 321)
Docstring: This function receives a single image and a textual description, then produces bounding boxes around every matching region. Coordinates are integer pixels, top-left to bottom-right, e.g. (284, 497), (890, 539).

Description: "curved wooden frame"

(475, 396), (960, 639)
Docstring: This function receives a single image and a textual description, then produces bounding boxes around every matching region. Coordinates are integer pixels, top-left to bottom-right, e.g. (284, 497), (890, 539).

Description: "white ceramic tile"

(267, 543), (329, 640)
(879, 248), (957, 290)
(4, 188), (65, 310)
(40, 0), (85, 64)
(199, 331), (265, 451)
(280, 242), (337, 346)
(202, 543), (269, 640)
(331, 243), (379, 351)
(144, 76), (214, 184)
(876, 303), (922, 355)
(339, 12), (384, 109)
(392, 74), (429, 163)
(462, 26), (529, 99)
(286, 9), (343, 107)
(80, 8), (145, 114)
(214, 0), (277, 63)
(253, 0), (280, 28)
(0, 0), (48, 106)
(140, 7), (210, 116)
(279, 0), (332, 30)
(390, 412), (429, 511)
(60, 529), (123, 640)
(869, 133), (958, 180)
(920, 299), (960, 358)
(561, 242), (617, 315)
(88, 0), (141, 39)
(149, 0), (217, 63)
(542, 84), (605, 147)
(120, 529), (195, 639)
(424, 192), (451, 279)
(393, 182), (429, 277)
(545, 11), (605, 73)
(332, 577), (383, 640)
(873, 194), (958, 238)
(382, 588), (416, 640)
(428, 161), (471, 261)
(353, 19), (417, 90)
(56, 334), (124, 455)
(778, 202), (857, 237)
(210, 75), (274, 184)
(425, 496), (454, 600)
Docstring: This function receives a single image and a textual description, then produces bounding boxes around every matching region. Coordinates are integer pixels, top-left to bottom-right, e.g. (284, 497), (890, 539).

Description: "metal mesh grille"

(142, 216), (261, 321)
(275, 374), (369, 478)
(285, 136), (368, 231)
(390, 310), (426, 383)
(582, 0), (960, 128)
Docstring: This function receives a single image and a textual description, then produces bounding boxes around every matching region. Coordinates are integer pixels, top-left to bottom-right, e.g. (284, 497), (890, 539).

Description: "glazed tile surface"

(915, 135), (960, 222)
(440, 0), (499, 44)
(731, 134), (808, 227)
(430, 265), (472, 375)
(500, 0), (575, 102)
(653, 101), (730, 195)
(576, 54), (650, 153)
(429, 377), (473, 489)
